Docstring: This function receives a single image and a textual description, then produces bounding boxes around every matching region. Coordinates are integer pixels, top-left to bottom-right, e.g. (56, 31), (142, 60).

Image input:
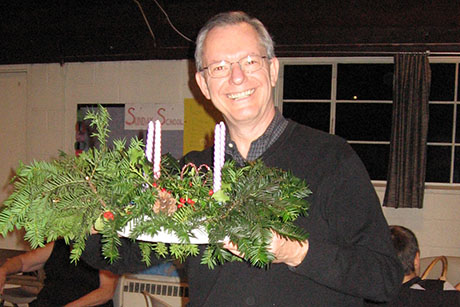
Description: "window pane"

(455, 146), (460, 183)
(350, 144), (389, 180)
(430, 63), (455, 101)
(337, 64), (394, 100)
(283, 102), (330, 133)
(283, 65), (332, 99)
(426, 146), (451, 183)
(335, 103), (392, 141)
(427, 104), (453, 143)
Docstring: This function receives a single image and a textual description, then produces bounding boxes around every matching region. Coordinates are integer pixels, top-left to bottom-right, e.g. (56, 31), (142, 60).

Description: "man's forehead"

(202, 23), (264, 62)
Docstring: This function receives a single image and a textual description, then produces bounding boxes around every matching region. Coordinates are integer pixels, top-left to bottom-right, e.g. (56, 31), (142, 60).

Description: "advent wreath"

(0, 106), (311, 269)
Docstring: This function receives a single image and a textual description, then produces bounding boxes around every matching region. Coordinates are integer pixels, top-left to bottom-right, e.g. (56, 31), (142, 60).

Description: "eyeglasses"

(202, 55), (268, 78)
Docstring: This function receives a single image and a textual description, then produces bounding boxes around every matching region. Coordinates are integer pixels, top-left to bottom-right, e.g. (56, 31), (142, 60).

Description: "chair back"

(143, 290), (173, 307)
(421, 255), (448, 281)
(0, 269), (45, 306)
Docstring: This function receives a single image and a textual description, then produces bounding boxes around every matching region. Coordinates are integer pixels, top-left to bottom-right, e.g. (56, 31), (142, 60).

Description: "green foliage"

(0, 105), (311, 269)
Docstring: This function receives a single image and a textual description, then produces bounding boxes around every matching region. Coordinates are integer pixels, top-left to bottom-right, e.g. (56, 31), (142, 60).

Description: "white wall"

(0, 60), (198, 250)
(0, 60), (459, 259)
(377, 187), (460, 258)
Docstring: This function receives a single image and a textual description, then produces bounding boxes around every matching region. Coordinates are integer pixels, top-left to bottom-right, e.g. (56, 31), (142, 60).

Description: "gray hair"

(194, 11), (275, 72)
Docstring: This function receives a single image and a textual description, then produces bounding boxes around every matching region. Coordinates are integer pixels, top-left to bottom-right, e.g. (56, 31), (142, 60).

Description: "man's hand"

(269, 230), (309, 267)
(223, 229), (309, 267)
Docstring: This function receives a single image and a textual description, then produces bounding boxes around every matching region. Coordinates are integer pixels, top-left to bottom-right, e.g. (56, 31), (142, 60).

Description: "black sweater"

(82, 120), (403, 306)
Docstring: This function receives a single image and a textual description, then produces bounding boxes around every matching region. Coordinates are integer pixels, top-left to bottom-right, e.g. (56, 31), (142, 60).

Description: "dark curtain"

(383, 53), (431, 208)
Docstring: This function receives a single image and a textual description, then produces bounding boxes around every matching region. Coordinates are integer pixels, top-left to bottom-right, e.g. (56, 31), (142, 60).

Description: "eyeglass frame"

(200, 54), (269, 78)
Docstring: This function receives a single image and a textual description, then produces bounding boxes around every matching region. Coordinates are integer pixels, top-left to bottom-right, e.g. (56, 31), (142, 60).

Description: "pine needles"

(0, 105), (311, 268)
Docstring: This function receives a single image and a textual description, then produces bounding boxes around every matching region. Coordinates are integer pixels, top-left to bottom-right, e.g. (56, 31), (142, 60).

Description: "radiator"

(114, 273), (189, 307)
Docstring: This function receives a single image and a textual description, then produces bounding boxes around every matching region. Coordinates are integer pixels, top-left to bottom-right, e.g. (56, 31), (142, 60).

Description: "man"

(82, 11), (402, 306)
(374, 225), (460, 306)
(390, 226), (423, 285)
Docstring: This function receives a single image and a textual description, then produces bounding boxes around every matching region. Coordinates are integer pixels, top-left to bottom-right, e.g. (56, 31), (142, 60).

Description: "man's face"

(195, 22), (279, 127)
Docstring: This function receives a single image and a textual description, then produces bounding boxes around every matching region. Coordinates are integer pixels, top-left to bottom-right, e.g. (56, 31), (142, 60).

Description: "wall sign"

(124, 103), (184, 130)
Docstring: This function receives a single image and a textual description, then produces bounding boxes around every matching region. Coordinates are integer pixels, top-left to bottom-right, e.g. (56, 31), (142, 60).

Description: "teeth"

(227, 89), (255, 100)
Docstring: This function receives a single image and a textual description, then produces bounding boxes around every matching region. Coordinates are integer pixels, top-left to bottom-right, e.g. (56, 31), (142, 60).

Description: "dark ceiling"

(1, 0), (460, 65)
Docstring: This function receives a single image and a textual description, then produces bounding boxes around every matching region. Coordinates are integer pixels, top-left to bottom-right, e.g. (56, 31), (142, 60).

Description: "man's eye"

(212, 64), (227, 72)
(244, 58), (258, 66)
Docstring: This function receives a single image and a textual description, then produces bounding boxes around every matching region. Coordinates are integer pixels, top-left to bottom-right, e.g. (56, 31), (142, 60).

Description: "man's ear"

(269, 57), (280, 87)
(414, 251), (421, 276)
(195, 72), (211, 100)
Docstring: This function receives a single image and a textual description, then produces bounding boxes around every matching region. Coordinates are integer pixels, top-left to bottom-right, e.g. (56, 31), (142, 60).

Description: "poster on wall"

(183, 98), (223, 155)
(77, 103), (184, 159)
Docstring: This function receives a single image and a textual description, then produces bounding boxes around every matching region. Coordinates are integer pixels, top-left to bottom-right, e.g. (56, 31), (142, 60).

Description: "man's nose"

(230, 62), (245, 84)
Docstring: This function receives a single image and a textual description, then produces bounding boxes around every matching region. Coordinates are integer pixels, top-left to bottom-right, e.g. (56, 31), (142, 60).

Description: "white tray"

(118, 220), (210, 244)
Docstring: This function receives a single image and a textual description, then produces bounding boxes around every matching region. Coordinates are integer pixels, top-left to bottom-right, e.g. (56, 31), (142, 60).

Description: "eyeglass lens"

(206, 55), (265, 78)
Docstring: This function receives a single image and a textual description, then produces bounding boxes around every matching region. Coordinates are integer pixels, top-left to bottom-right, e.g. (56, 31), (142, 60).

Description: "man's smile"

(226, 88), (255, 100)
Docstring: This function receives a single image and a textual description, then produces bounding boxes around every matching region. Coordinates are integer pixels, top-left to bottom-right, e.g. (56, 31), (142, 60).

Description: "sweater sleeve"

(289, 142), (403, 303)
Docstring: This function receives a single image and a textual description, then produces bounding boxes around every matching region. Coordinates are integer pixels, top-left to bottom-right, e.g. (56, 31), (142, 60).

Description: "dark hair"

(194, 11), (275, 72)
(390, 225), (420, 275)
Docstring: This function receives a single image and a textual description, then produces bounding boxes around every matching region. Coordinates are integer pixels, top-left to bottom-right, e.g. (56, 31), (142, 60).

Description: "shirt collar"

(225, 108), (288, 165)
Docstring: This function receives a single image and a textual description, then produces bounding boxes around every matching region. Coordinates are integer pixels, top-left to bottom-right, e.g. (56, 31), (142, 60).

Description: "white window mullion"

(450, 63), (459, 183)
(330, 63), (337, 135)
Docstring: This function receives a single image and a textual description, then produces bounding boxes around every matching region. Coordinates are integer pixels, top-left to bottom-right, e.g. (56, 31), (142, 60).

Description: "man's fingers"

(223, 241), (243, 258)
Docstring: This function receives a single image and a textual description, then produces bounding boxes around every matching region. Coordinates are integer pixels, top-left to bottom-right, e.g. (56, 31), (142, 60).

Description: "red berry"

(178, 204), (183, 209)
(103, 211), (114, 220)
(209, 189), (214, 196)
(180, 197), (186, 203)
(187, 199), (195, 205)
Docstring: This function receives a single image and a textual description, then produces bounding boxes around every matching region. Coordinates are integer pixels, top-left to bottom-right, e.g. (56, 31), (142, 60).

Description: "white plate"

(118, 220), (210, 244)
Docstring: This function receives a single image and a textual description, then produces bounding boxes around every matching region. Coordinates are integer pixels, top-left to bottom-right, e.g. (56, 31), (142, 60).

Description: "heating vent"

(124, 281), (189, 298)
(115, 273), (190, 307)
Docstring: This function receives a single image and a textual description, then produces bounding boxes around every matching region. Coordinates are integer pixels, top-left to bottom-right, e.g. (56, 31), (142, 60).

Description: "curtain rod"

(276, 50), (460, 56)
(428, 51), (460, 56)
(276, 43), (460, 56)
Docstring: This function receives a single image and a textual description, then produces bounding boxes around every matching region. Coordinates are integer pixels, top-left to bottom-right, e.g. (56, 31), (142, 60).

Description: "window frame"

(275, 56), (460, 189)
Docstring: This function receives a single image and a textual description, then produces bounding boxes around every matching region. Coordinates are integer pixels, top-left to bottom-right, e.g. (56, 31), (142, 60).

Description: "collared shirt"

(226, 108), (288, 165)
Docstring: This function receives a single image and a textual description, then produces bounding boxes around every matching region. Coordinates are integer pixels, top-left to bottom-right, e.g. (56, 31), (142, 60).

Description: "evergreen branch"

(85, 176), (107, 208)
(0, 105), (311, 269)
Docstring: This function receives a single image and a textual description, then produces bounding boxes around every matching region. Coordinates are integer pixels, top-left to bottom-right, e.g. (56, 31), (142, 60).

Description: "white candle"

(145, 121), (154, 163)
(153, 120), (162, 179)
(219, 122), (225, 169)
(213, 121), (226, 192)
(213, 123), (221, 192)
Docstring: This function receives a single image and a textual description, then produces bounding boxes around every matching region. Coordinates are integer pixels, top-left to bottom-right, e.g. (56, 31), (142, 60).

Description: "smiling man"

(82, 11), (403, 306)
(194, 21), (279, 159)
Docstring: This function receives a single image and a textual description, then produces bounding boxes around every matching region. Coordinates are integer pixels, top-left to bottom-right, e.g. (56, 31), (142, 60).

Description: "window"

(426, 62), (460, 184)
(277, 57), (460, 185)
